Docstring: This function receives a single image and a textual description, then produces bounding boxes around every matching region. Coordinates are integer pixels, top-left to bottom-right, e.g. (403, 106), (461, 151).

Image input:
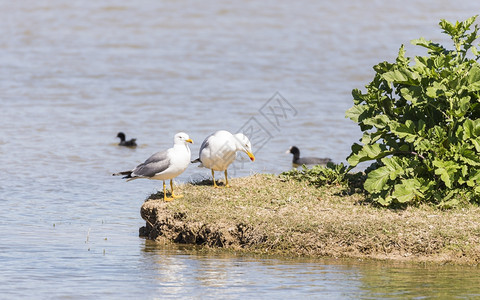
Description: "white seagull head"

(233, 133), (255, 161)
(174, 132), (194, 145)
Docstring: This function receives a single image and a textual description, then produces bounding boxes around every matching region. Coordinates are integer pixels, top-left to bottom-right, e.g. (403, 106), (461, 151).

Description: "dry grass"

(140, 174), (480, 265)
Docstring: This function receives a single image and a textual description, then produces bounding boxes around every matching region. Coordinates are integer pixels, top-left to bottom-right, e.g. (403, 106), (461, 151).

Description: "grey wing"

(198, 133), (214, 157)
(143, 150), (169, 164)
(132, 150), (170, 177)
(190, 136), (212, 164)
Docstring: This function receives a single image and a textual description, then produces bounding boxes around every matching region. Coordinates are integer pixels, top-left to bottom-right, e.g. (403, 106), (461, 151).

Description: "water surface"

(1, 0), (480, 298)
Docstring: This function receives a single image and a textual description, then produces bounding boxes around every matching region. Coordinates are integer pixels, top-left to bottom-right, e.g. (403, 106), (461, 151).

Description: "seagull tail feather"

(191, 158), (201, 164)
(112, 170), (133, 178)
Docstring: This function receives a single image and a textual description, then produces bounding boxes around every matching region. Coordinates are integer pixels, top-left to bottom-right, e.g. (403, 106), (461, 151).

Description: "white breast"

(151, 144), (191, 180)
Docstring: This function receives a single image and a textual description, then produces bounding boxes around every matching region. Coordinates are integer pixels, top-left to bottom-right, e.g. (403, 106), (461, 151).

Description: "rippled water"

(1, 0), (480, 298)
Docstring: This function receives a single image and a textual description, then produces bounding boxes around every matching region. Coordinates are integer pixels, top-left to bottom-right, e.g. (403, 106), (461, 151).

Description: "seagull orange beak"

(246, 151), (255, 162)
(186, 139), (193, 144)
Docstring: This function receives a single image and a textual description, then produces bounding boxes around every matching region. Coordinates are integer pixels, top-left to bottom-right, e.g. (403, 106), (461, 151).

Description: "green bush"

(346, 16), (480, 207)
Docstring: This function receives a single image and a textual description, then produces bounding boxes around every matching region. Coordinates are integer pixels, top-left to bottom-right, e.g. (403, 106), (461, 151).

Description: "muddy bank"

(140, 201), (265, 248)
(140, 174), (480, 265)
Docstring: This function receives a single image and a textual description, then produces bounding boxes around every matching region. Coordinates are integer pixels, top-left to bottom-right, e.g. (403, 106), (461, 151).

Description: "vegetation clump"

(280, 163), (365, 195)
(345, 16), (480, 207)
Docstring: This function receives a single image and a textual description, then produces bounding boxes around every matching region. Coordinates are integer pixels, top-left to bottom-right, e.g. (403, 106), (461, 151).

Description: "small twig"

(410, 151), (425, 160)
(395, 151), (425, 160)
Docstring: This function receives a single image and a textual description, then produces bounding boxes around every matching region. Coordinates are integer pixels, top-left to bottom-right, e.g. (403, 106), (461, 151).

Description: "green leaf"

(345, 104), (369, 123)
(363, 144), (386, 158)
(454, 96), (471, 117)
(390, 120), (417, 143)
(363, 114), (391, 129)
(433, 56), (445, 69)
(473, 120), (480, 136)
(437, 170), (452, 188)
(364, 166), (391, 193)
(381, 156), (406, 180)
(472, 46), (479, 56)
(426, 82), (447, 98)
(433, 160), (460, 188)
(392, 179), (422, 203)
(361, 131), (383, 144)
(400, 86), (423, 104)
(472, 137), (480, 152)
(382, 68), (419, 84)
(376, 196), (391, 206)
(396, 45), (409, 65)
(466, 65), (480, 92)
(347, 143), (389, 167)
(466, 170), (480, 187)
(411, 37), (447, 53)
(459, 149), (480, 166)
(464, 119), (474, 138)
(352, 89), (366, 104)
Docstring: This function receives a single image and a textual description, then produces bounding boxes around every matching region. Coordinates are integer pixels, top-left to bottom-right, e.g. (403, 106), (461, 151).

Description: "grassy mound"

(140, 174), (480, 265)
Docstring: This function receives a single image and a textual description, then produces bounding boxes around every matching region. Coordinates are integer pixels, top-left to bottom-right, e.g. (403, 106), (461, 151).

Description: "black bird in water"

(116, 132), (137, 147)
(287, 146), (331, 167)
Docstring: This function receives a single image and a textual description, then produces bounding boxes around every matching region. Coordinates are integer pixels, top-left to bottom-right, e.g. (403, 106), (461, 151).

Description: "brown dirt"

(140, 174), (480, 265)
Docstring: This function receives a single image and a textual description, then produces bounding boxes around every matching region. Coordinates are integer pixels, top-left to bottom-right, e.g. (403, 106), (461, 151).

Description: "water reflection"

(142, 240), (480, 299)
(141, 240), (362, 298)
(356, 261), (480, 299)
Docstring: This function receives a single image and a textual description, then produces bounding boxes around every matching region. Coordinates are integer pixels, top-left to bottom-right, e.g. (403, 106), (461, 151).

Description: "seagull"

(287, 146), (332, 167)
(116, 132), (137, 147)
(113, 132), (193, 201)
(192, 130), (255, 187)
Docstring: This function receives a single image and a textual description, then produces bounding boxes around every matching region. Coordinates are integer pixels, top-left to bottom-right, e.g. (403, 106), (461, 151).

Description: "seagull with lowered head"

(192, 130), (255, 187)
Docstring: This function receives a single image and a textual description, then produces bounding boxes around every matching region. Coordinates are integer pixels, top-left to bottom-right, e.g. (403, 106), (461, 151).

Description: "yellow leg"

(212, 169), (219, 188)
(170, 179), (183, 199)
(224, 170), (230, 187)
(163, 180), (174, 202)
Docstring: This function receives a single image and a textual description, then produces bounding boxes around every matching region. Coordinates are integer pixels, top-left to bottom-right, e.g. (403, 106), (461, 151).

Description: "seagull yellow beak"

(247, 151), (255, 162)
(186, 139), (193, 144)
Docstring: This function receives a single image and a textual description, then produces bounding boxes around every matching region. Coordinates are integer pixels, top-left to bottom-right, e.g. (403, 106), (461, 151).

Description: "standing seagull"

(287, 146), (331, 167)
(113, 132), (193, 201)
(116, 132), (137, 147)
(192, 130), (255, 187)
